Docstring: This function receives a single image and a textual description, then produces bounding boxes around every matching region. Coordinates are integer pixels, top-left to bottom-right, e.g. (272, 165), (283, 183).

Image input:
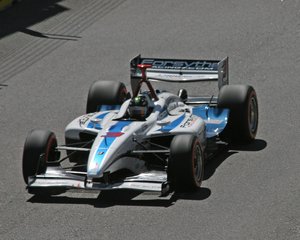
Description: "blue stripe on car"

(87, 112), (110, 129)
(108, 121), (132, 132)
(192, 105), (229, 138)
(160, 114), (186, 132)
(89, 121), (132, 175)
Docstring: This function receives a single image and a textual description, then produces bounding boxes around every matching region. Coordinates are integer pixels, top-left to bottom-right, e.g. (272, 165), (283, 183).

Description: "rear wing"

(130, 55), (229, 91)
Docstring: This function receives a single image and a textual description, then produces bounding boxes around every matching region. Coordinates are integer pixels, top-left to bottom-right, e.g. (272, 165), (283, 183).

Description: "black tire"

(86, 81), (128, 113)
(218, 85), (258, 143)
(168, 135), (204, 191)
(22, 129), (57, 184)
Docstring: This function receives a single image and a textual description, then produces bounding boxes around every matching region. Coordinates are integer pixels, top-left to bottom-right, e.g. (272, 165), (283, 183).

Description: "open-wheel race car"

(22, 55), (258, 196)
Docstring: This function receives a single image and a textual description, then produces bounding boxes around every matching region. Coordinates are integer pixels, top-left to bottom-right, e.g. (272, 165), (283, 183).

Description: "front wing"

(28, 166), (170, 195)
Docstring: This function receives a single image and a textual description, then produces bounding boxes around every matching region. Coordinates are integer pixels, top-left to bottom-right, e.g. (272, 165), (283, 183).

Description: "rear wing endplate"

(130, 55), (228, 91)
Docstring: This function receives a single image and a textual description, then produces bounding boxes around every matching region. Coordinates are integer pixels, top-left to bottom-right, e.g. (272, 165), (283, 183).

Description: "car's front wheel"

(168, 134), (204, 192)
(22, 129), (57, 184)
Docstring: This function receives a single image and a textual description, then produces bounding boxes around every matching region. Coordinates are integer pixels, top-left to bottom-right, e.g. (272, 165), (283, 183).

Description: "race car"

(22, 55), (258, 196)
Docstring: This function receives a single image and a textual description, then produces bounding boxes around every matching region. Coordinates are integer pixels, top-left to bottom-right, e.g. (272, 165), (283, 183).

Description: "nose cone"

(87, 136), (114, 177)
(87, 121), (133, 177)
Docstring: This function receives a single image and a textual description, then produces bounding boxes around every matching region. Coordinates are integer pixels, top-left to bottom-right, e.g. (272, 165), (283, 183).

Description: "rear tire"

(218, 85), (258, 143)
(86, 81), (128, 113)
(168, 135), (204, 192)
(22, 130), (57, 184)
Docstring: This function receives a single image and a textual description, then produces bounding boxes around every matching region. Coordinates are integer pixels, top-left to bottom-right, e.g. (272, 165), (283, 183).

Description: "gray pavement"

(0, 0), (299, 239)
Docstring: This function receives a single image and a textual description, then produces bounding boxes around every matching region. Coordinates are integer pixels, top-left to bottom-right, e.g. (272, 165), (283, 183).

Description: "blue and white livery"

(23, 55), (258, 196)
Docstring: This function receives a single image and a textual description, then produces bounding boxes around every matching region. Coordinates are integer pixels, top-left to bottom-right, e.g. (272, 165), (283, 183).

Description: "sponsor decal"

(180, 116), (197, 128)
(141, 59), (218, 71)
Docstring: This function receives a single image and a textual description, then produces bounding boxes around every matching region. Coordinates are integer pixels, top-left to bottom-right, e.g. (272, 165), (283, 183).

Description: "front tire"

(168, 135), (204, 191)
(22, 129), (57, 184)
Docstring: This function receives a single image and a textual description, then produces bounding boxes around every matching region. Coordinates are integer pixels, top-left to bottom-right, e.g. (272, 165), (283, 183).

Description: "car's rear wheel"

(168, 135), (204, 191)
(22, 129), (57, 184)
(86, 80), (128, 113)
(218, 85), (258, 143)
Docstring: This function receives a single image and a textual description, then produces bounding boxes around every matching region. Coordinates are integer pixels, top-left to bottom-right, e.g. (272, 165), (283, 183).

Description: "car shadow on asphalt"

(94, 187), (212, 208)
(204, 139), (267, 180)
(229, 139), (267, 152)
(27, 139), (267, 207)
(27, 187), (212, 208)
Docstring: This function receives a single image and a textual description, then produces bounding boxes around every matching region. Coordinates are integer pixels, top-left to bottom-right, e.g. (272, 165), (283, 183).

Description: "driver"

(128, 95), (152, 120)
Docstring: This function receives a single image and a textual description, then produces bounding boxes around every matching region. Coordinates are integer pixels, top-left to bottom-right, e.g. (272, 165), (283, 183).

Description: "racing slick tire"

(218, 85), (258, 143)
(86, 80), (128, 113)
(22, 129), (57, 184)
(168, 135), (204, 192)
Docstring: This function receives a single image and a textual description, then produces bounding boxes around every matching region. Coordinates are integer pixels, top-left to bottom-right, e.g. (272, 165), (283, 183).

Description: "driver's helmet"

(128, 95), (149, 119)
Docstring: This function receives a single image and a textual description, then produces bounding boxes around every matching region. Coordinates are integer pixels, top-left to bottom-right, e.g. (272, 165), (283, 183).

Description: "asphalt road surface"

(0, 0), (299, 239)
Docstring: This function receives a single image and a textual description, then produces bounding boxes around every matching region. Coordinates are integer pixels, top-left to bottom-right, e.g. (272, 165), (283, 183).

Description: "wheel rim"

(39, 135), (57, 172)
(249, 96), (258, 134)
(193, 145), (202, 183)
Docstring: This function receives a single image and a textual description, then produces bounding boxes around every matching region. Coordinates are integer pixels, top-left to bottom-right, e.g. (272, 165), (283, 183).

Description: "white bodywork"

(27, 56), (230, 194)
(65, 91), (206, 180)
